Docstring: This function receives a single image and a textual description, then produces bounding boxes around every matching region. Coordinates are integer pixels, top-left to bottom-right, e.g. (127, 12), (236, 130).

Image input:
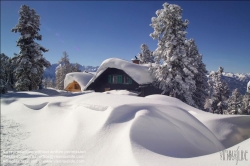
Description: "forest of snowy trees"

(0, 3), (249, 115)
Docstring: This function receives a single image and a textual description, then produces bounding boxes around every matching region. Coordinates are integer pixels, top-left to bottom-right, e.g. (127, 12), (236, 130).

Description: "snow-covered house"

(64, 72), (94, 92)
(84, 58), (162, 96)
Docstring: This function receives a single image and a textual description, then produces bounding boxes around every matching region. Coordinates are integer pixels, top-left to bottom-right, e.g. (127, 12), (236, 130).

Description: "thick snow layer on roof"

(1, 90), (250, 166)
(84, 58), (153, 90)
(64, 72), (94, 90)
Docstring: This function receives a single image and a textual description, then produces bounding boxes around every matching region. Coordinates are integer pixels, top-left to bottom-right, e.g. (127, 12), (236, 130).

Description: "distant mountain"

(208, 71), (250, 95)
(43, 63), (99, 80)
(221, 72), (250, 95)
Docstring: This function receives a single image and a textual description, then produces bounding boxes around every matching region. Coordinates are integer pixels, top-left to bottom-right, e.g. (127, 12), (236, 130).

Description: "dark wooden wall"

(87, 68), (140, 92)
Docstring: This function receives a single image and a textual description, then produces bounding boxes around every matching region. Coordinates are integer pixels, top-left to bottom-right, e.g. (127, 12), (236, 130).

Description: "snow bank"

(64, 72), (94, 91)
(1, 90), (250, 166)
(103, 90), (139, 96)
(84, 58), (153, 90)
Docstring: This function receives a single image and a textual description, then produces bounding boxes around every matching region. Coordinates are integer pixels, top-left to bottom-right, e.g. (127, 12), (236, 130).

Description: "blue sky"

(1, 1), (250, 73)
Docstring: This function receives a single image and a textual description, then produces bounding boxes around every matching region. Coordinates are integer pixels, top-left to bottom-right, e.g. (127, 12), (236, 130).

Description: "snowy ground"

(1, 89), (250, 166)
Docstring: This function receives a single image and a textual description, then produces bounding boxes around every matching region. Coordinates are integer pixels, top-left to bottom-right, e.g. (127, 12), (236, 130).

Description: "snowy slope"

(1, 89), (249, 166)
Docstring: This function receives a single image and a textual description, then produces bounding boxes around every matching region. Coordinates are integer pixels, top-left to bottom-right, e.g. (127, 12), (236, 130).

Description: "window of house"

(113, 75), (118, 84)
(108, 75), (132, 84)
(124, 76), (132, 84)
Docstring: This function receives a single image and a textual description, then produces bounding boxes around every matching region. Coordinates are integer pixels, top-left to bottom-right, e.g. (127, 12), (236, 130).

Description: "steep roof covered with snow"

(84, 58), (154, 90)
(64, 72), (94, 91)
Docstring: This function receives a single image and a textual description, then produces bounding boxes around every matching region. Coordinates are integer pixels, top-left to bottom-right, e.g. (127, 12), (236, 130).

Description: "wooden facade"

(65, 80), (81, 92)
(86, 68), (162, 97)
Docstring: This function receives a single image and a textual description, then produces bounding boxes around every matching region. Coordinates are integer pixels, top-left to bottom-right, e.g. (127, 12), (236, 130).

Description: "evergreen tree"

(241, 94), (250, 115)
(0, 53), (11, 94)
(138, 44), (154, 64)
(72, 63), (81, 72)
(227, 88), (243, 114)
(11, 5), (50, 91)
(185, 39), (208, 110)
(149, 2), (197, 106)
(55, 64), (64, 90)
(208, 67), (230, 114)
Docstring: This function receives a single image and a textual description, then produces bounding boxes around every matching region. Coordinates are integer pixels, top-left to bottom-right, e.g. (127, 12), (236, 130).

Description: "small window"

(108, 75), (112, 83)
(124, 76), (132, 84)
(113, 75), (118, 84)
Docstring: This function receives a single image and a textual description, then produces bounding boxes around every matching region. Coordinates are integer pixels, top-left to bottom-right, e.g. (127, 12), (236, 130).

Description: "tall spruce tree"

(55, 51), (76, 90)
(208, 67), (230, 114)
(227, 88), (243, 115)
(149, 2), (197, 106)
(11, 5), (50, 91)
(0, 53), (11, 94)
(185, 39), (208, 110)
(138, 44), (155, 64)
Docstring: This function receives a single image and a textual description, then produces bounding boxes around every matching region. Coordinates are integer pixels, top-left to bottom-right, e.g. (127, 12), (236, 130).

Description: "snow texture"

(64, 72), (94, 91)
(84, 58), (154, 90)
(1, 89), (250, 166)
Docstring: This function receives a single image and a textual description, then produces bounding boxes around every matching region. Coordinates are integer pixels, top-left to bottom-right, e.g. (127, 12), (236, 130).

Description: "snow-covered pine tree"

(241, 94), (250, 115)
(149, 2), (197, 106)
(138, 44), (155, 64)
(71, 63), (81, 72)
(59, 51), (72, 75)
(11, 5), (50, 91)
(185, 39), (208, 110)
(0, 53), (11, 94)
(55, 52), (74, 90)
(209, 67), (230, 114)
(227, 88), (243, 115)
(46, 77), (54, 88)
(55, 64), (64, 90)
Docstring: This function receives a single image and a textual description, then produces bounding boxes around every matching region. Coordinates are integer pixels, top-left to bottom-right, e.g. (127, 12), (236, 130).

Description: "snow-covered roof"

(84, 58), (154, 90)
(64, 72), (94, 91)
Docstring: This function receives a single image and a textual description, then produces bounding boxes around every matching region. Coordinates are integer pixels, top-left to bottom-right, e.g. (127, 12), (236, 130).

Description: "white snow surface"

(103, 90), (139, 96)
(64, 72), (94, 91)
(84, 58), (153, 90)
(1, 89), (250, 166)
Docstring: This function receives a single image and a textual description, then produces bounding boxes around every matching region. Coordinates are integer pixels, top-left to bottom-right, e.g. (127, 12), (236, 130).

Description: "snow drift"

(1, 90), (250, 166)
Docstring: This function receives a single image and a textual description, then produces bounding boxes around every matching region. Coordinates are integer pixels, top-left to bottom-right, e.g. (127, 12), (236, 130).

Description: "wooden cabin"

(64, 72), (94, 92)
(65, 80), (81, 92)
(84, 58), (162, 97)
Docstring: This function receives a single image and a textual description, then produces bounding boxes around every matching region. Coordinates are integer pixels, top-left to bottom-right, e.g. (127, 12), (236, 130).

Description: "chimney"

(131, 59), (140, 64)
(131, 56), (140, 64)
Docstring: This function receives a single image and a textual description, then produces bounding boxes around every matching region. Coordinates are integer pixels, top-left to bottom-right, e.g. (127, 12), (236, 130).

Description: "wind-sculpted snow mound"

(1, 91), (250, 166)
(101, 104), (224, 158)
